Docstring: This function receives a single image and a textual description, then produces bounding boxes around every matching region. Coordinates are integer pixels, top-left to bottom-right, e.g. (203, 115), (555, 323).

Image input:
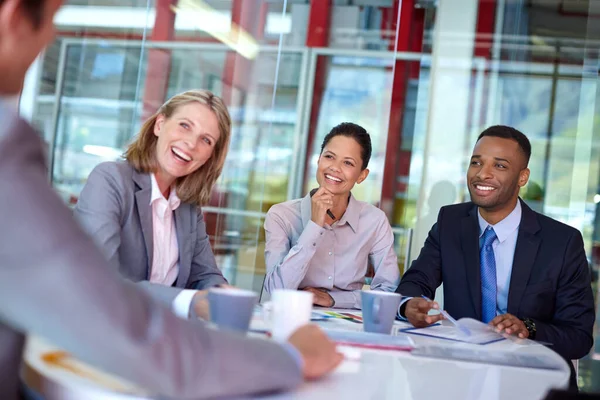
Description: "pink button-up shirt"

(148, 174), (181, 286)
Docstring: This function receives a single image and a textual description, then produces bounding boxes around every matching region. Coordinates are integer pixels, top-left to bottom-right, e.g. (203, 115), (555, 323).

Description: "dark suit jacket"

(397, 199), (595, 362)
(74, 161), (227, 289)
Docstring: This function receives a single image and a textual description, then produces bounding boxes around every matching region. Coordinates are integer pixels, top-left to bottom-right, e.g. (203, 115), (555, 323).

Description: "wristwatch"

(521, 318), (537, 340)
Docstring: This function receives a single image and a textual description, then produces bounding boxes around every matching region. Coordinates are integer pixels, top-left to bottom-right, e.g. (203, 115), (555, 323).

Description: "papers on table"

(324, 329), (415, 351)
(401, 318), (505, 345)
(411, 345), (565, 371)
(311, 310), (363, 324)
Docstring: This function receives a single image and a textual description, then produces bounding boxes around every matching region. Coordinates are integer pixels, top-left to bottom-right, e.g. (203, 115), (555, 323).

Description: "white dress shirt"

(149, 173), (181, 286)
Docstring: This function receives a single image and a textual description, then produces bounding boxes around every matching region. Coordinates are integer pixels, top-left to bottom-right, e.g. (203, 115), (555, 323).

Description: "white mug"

(264, 289), (314, 342)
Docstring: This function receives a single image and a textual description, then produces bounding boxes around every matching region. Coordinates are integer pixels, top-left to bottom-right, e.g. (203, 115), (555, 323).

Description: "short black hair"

(320, 122), (372, 170)
(0, 0), (44, 28)
(477, 125), (531, 166)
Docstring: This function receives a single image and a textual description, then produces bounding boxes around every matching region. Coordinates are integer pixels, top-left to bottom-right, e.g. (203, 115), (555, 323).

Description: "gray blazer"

(73, 161), (227, 289)
(0, 106), (301, 399)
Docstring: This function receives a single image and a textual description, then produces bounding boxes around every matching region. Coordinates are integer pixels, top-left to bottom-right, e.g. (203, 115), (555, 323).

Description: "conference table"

(21, 308), (570, 400)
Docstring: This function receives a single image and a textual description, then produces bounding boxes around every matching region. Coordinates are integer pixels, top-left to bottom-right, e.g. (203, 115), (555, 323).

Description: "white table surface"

(21, 308), (569, 400)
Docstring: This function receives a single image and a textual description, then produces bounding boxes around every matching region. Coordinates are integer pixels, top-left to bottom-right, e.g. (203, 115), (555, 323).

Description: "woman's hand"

(303, 287), (335, 307)
(310, 187), (334, 227)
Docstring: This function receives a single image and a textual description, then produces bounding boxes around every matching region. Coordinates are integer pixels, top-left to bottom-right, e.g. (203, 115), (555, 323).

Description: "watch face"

(522, 318), (536, 339)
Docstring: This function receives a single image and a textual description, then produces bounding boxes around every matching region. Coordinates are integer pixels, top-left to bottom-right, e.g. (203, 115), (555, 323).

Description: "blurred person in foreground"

(0, 1), (342, 399)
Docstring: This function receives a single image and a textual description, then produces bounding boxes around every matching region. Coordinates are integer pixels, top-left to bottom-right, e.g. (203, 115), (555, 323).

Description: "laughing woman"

(263, 122), (400, 309)
(74, 90), (229, 290)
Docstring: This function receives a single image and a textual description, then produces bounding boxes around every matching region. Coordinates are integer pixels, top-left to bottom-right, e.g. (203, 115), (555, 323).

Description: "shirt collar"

(337, 193), (360, 232)
(477, 200), (521, 243)
(300, 192), (360, 232)
(150, 173), (181, 210)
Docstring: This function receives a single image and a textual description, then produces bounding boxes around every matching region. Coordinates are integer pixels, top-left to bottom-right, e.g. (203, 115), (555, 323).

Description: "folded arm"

(263, 210), (324, 292)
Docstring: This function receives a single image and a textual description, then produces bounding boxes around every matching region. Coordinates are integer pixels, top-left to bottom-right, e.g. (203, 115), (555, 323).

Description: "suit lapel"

(133, 170), (153, 278)
(461, 205), (482, 320)
(174, 204), (192, 287)
(507, 200), (541, 314)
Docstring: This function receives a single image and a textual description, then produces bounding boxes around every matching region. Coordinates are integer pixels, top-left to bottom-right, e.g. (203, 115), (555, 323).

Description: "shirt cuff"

(296, 220), (326, 248)
(397, 296), (412, 321)
(281, 342), (304, 371)
(172, 289), (198, 319)
(329, 291), (359, 309)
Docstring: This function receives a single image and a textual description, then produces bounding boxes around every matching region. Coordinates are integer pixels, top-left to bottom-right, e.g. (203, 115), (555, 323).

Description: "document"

(400, 318), (505, 345)
(411, 345), (565, 371)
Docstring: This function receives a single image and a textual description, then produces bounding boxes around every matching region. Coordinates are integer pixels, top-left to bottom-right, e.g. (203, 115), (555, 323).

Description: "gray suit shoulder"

(91, 160), (133, 180)
(87, 160), (136, 191)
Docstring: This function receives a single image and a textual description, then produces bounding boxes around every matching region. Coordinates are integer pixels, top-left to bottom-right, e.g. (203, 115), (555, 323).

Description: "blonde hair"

(125, 89), (231, 206)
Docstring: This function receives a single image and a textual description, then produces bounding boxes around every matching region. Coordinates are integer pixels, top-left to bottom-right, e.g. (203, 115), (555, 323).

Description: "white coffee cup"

(265, 289), (314, 342)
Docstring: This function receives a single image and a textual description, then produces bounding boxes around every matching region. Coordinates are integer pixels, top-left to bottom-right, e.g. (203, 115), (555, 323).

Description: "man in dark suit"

(396, 125), (595, 387)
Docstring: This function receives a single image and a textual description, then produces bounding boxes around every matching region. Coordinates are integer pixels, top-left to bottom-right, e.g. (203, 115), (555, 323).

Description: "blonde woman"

(74, 90), (230, 290)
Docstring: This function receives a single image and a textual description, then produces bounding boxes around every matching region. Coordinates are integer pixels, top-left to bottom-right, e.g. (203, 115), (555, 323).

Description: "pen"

(421, 295), (471, 336)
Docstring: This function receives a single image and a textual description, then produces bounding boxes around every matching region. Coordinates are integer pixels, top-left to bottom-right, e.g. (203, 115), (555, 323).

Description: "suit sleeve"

(188, 209), (228, 289)
(533, 230), (595, 360)
(395, 208), (444, 299)
(0, 118), (302, 399)
(73, 162), (124, 269)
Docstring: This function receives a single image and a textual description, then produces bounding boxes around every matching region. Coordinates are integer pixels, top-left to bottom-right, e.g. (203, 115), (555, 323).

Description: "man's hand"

(217, 283), (235, 289)
(288, 324), (343, 380)
(405, 297), (444, 328)
(303, 287), (334, 307)
(192, 290), (209, 320)
(490, 313), (529, 338)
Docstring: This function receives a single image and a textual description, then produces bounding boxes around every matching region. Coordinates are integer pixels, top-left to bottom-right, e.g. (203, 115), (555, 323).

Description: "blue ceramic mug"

(361, 291), (402, 334)
(208, 288), (258, 333)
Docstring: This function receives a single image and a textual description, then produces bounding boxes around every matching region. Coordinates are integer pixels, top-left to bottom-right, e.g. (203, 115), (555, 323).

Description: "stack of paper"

(400, 318), (505, 345)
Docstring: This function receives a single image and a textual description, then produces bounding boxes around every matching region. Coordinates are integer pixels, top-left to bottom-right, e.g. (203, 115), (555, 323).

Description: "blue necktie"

(480, 227), (497, 323)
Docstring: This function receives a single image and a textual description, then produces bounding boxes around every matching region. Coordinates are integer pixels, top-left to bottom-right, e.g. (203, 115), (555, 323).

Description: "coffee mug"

(208, 288), (258, 333)
(264, 289), (314, 342)
(361, 291), (402, 334)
